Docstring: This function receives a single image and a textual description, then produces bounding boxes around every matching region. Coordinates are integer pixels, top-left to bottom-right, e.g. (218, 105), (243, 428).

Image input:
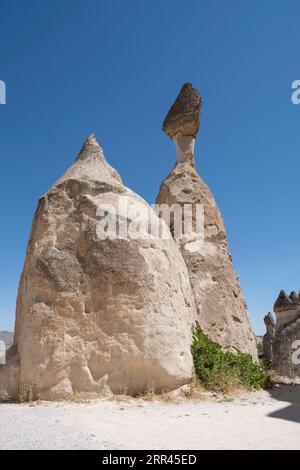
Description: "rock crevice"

(1, 134), (197, 400)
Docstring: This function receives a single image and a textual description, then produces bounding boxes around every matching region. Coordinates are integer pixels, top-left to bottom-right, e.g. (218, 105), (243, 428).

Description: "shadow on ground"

(267, 385), (300, 423)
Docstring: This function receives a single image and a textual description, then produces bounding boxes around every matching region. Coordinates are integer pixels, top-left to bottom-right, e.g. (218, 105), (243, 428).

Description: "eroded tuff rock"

(274, 289), (300, 329)
(163, 82), (202, 139)
(157, 83), (258, 359)
(0, 331), (13, 349)
(265, 289), (300, 381)
(263, 313), (275, 362)
(274, 289), (298, 312)
(273, 316), (300, 381)
(0, 134), (197, 400)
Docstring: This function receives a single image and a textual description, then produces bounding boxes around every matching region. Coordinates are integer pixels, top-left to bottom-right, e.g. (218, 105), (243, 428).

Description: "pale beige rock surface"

(1, 134), (197, 400)
(157, 83), (258, 359)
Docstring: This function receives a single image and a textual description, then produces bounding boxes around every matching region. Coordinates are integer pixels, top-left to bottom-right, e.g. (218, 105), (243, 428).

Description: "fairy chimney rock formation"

(163, 82), (202, 164)
(263, 312), (275, 361)
(271, 289), (300, 381)
(0, 134), (197, 400)
(274, 290), (300, 329)
(157, 83), (258, 359)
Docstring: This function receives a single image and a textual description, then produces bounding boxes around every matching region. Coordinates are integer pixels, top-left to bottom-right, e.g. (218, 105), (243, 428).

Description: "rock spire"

(157, 83), (258, 359)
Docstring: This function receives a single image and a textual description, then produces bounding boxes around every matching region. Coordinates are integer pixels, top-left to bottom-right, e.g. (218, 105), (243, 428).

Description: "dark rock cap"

(162, 82), (202, 139)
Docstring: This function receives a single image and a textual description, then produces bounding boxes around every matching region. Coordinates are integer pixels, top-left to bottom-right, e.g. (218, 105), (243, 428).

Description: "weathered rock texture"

(273, 318), (300, 382)
(157, 83), (258, 359)
(270, 290), (300, 381)
(0, 134), (197, 400)
(0, 331), (13, 349)
(163, 82), (202, 140)
(262, 313), (275, 362)
(274, 290), (300, 329)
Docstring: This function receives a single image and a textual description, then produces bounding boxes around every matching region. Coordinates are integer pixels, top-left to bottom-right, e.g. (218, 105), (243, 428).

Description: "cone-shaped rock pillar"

(156, 83), (258, 359)
(0, 134), (197, 400)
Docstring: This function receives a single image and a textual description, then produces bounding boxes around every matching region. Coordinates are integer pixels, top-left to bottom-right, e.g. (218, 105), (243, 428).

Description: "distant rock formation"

(262, 313), (275, 362)
(266, 289), (300, 381)
(163, 82), (202, 141)
(0, 331), (14, 384)
(0, 85), (260, 401)
(274, 290), (300, 328)
(156, 83), (258, 359)
(0, 134), (197, 400)
(0, 331), (13, 349)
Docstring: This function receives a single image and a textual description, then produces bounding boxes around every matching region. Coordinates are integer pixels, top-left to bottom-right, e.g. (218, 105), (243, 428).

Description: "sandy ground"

(0, 385), (300, 450)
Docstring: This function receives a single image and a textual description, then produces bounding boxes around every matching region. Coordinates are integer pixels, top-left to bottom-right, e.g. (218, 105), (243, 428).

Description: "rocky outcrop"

(267, 289), (300, 381)
(0, 331), (13, 349)
(273, 316), (300, 382)
(156, 83), (258, 359)
(263, 313), (275, 362)
(0, 332), (18, 398)
(0, 134), (197, 400)
(274, 290), (300, 328)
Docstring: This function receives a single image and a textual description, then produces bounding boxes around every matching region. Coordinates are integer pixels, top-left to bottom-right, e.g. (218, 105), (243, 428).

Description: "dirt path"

(0, 385), (299, 450)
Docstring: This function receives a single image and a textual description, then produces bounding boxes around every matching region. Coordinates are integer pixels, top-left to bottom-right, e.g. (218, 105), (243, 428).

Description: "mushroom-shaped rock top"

(162, 82), (202, 139)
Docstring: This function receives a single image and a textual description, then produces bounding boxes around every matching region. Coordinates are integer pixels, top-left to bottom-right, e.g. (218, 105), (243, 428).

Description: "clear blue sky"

(0, 0), (299, 334)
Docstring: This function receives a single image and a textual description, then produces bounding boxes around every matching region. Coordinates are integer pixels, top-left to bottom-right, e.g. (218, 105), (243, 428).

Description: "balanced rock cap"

(162, 82), (202, 139)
